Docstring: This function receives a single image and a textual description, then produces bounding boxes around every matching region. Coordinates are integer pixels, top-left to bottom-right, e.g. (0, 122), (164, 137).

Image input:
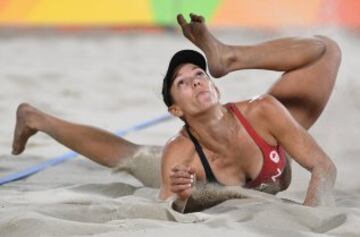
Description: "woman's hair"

(162, 63), (186, 107)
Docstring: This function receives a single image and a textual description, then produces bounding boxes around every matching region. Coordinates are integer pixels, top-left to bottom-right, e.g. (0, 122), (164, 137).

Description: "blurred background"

(1, 0), (360, 193)
(0, 0), (359, 29)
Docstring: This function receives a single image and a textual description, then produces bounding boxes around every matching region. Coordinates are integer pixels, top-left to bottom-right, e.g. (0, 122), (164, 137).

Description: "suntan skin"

(11, 14), (340, 207)
(160, 14), (341, 206)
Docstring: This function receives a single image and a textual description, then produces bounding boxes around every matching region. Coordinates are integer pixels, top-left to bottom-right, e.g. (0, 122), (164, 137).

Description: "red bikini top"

(225, 103), (287, 189)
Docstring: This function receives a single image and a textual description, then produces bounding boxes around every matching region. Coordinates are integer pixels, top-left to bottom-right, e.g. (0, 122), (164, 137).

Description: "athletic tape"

(0, 113), (172, 185)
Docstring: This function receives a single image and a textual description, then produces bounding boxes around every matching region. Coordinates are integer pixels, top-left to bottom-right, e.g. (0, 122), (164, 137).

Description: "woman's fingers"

(170, 183), (192, 193)
(177, 14), (187, 27)
(171, 165), (194, 176)
(170, 176), (194, 185)
(170, 164), (196, 195)
(187, 166), (196, 174)
(170, 170), (193, 178)
(170, 171), (194, 186)
(189, 13), (204, 23)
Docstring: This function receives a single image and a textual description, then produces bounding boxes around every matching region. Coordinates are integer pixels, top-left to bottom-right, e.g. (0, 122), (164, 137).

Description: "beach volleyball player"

(12, 14), (341, 207)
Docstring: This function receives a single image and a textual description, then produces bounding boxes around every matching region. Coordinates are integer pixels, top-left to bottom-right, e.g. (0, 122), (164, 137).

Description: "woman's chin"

(197, 99), (219, 111)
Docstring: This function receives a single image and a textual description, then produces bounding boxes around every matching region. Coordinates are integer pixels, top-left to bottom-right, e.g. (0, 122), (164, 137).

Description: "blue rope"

(0, 113), (172, 185)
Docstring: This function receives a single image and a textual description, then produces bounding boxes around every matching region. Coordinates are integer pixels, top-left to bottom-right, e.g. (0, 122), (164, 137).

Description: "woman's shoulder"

(228, 94), (281, 145)
(230, 94), (280, 117)
(161, 127), (195, 162)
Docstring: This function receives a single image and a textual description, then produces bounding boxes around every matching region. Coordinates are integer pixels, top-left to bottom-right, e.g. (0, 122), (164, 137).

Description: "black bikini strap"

(185, 125), (217, 183)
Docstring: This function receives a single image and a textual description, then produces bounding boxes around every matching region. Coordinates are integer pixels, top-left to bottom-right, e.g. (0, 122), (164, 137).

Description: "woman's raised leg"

(177, 13), (341, 129)
(267, 36), (341, 129)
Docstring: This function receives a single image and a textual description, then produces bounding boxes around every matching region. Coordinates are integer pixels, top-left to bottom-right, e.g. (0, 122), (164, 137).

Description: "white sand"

(1, 28), (360, 236)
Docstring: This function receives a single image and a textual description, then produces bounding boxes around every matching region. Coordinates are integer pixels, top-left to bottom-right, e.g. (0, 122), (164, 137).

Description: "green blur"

(151, 0), (221, 26)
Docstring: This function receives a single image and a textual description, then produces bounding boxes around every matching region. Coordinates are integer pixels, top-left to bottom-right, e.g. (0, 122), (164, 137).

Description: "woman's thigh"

(268, 36), (341, 129)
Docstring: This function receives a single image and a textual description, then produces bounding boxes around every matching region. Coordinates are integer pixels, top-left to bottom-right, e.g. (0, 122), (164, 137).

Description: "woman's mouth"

(196, 90), (210, 98)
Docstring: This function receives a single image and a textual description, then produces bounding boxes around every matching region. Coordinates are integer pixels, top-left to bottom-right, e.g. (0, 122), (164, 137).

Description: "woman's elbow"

(319, 157), (337, 183)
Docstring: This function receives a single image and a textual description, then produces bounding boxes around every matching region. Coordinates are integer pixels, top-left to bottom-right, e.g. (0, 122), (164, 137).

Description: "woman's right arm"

(159, 136), (195, 201)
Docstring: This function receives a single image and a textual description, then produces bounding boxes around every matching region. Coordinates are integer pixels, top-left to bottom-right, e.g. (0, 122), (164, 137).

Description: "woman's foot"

(177, 13), (234, 78)
(12, 103), (38, 155)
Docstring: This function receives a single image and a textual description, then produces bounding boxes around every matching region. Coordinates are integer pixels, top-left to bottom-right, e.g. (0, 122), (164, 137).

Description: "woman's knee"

(315, 35), (342, 65)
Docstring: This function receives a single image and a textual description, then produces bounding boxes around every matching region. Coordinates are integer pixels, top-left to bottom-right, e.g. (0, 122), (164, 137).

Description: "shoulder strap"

(225, 103), (270, 149)
(185, 125), (217, 183)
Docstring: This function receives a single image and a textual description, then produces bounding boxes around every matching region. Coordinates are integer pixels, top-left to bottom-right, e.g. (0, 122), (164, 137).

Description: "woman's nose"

(192, 78), (201, 87)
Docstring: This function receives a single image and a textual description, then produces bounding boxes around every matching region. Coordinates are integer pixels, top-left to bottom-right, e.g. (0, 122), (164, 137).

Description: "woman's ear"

(168, 105), (184, 118)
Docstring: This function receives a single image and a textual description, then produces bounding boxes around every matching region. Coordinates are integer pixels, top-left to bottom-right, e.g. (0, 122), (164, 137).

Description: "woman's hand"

(169, 164), (196, 200)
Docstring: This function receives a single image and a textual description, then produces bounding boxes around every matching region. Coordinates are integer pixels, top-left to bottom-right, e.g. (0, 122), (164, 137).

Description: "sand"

(1, 28), (360, 236)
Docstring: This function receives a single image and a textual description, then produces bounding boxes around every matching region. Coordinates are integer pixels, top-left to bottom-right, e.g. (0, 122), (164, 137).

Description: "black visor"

(162, 50), (207, 107)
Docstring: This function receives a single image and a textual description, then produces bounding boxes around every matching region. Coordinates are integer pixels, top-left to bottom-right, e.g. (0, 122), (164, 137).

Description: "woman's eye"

(196, 71), (205, 77)
(178, 80), (185, 86)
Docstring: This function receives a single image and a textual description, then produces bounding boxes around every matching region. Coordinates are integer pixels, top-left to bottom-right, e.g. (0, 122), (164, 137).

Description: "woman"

(159, 14), (341, 207)
(12, 14), (341, 207)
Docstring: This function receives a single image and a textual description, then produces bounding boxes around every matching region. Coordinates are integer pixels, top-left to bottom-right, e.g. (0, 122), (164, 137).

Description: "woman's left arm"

(258, 95), (337, 206)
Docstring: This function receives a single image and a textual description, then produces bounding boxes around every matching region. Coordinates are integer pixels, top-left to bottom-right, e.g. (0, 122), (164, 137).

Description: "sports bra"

(186, 103), (287, 189)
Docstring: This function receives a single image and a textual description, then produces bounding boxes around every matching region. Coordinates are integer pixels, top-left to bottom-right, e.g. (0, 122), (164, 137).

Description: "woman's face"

(169, 63), (220, 118)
